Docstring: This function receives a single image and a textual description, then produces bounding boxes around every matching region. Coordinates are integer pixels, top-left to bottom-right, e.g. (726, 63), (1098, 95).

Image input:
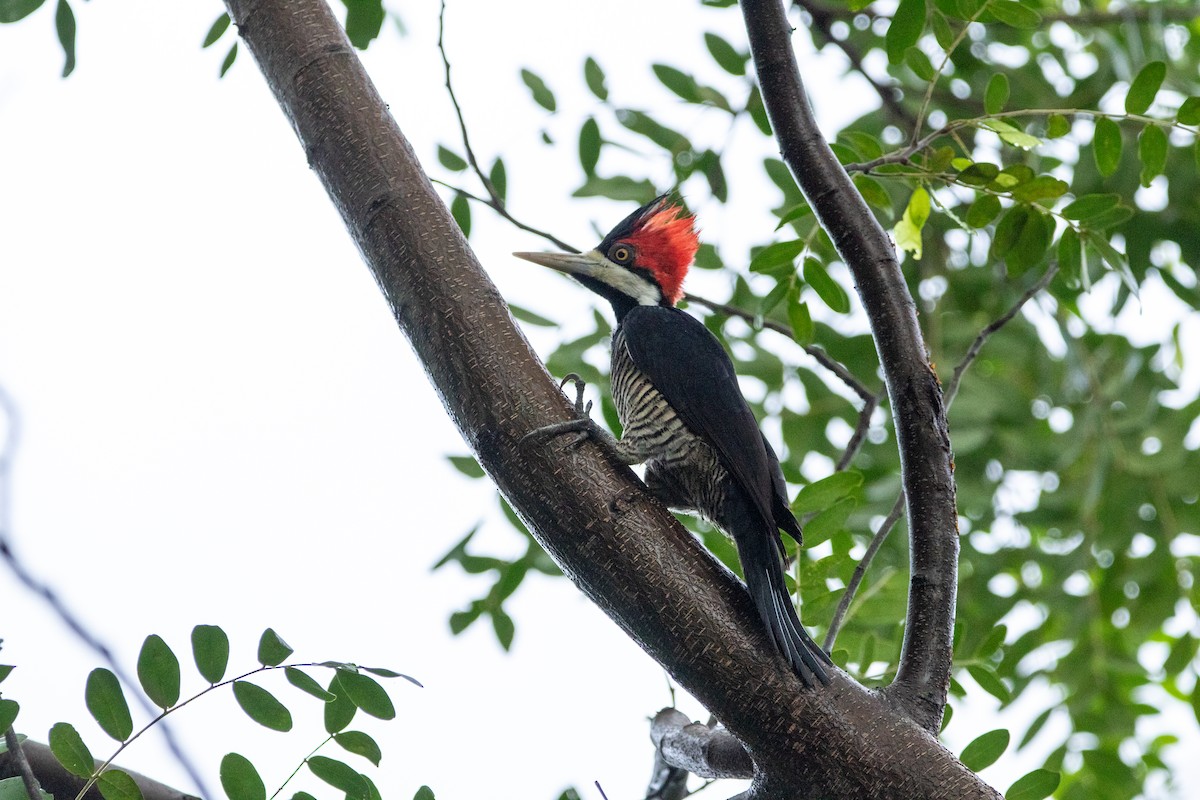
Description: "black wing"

(620, 305), (786, 537)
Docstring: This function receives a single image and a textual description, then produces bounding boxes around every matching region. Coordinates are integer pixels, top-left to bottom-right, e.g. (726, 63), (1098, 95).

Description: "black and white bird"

(516, 196), (831, 686)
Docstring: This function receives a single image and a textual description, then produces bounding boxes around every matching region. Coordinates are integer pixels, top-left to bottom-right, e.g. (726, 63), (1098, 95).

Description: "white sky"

(1, 2), (1196, 799)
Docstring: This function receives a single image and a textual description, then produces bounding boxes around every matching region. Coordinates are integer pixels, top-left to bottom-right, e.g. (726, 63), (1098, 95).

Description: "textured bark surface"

(742, 0), (960, 735)
(0, 741), (200, 800)
(212, 0), (995, 797)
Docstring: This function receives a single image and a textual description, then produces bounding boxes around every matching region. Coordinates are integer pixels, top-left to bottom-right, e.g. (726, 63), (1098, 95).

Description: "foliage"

(0, 628), (422, 800)
(428, 1), (1200, 797)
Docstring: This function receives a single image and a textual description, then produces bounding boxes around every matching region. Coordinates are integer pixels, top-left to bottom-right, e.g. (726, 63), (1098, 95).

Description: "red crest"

(622, 199), (699, 305)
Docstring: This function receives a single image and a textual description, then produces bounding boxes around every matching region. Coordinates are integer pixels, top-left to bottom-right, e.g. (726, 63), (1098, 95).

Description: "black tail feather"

(740, 530), (832, 686)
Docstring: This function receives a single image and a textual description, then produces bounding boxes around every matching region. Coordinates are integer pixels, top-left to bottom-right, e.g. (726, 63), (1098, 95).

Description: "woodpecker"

(515, 196), (831, 686)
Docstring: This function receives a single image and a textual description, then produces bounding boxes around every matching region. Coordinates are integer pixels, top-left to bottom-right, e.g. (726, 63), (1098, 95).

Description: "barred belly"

(610, 328), (730, 521)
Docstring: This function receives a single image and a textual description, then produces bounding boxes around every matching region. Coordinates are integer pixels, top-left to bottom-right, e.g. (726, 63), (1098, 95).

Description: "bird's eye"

(610, 245), (634, 264)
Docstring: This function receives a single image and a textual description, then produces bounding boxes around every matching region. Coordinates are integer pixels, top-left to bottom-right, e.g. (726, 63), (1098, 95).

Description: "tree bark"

(741, 0), (959, 735)
(215, 0), (993, 796)
(0, 741), (199, 800)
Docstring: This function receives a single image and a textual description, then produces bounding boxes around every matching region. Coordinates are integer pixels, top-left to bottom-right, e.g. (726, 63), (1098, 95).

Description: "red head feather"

(618, 199), (699, 306)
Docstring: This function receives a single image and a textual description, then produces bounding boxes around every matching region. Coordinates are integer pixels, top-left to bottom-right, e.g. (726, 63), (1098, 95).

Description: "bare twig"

(824, 493), (905, 650)
(792, 0), (915, 129)
(945, 262), (1060, 406)
(0, 388), (210, 799)
(437, 1), (577, 254)
(4, 729), (42, 800)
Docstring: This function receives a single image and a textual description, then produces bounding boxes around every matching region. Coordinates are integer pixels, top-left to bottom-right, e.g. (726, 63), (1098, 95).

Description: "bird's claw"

(559, 373), (593, 416)
(521, 374), (596, 447)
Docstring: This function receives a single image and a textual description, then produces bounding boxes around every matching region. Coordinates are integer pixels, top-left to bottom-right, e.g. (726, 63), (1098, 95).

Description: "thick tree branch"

(221, 1), (996, 795)
(650, 709), (754, 780)
(741, 0), (959, 735)
(0, 741), (198, 800)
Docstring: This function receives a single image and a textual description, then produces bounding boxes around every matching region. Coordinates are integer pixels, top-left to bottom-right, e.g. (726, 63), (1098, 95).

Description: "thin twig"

(945, 262), (1059, 406)
(4, 728), (43, 800)
(836, 386), (880, 472)
(823, 493), (905, 651)
(793, 0), (915, 129)
(437, 1), (576, 254)
(0, 387), (210, 799)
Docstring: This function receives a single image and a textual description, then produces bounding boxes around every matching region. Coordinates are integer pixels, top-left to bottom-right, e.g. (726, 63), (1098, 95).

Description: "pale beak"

(513, 250), (608, 278)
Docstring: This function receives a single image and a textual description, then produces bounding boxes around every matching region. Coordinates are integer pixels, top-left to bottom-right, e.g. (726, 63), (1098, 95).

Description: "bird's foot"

(522, 374), (596, 448)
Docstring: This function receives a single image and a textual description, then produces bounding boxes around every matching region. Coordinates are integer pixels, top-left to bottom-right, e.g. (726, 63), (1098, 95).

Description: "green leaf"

(285, 667), (336, 701)
(413, 788), (435, 800)
(446, 455), (484, 478)
(342, 0), (384, 50)
(749, 239), (804, 275)
(220, 753), (266, 800)
(449, 193), (471, 237)
(1057, 226), (1082, 285)
(137, 635), (181, 709)
(334, 731), (382, 767)
(704, 32), (746, 76)
(966, 194), (1001, 228)
(232, 681), (293, 732)
(1126, 61), (1166, 115)
(324, 672), (357, 733)
(488, 158), (507, 204)
(1192, 678), (1200, 725)
(254, 629), (292, 667)
(979, 119), (1039, 150)
(774, 204), (812, 230)
(579, 117), (600, 177)
(520, 69), (556, 112)
(192, 625), (230, 684)
(960, 728), (1010, 771)
(54, 0), (74, 77)
(793, 472), (863, 514)
(886, 0), (926, 64)
(509, 304), (556, 327)
(219, 42), (238, 78)
(572, 176), (655, 203)
(362, 666), (422, 686)
(491, 608), (515, 650)
(97, 769), (143, 800)
(48, 723), (93, 778)
(335, 670), (396, 720)
(1137, 124), (1168, 186)
(436, 146), (467, 172)
(1008, 207), (1052, 274)
(1046, 114), (1071, 138)
(307, 756), (368, 800)
(652, 64), (701, 103)
(893, 186), (930, 259)
(803, 498), (856, 546)
(988, 0), (1041, 28)
(786, 291), (814, 345)
(1093, 117), (1122, 176)
(984, 74), (1009, 115)
(0, 665), (13, 684)
(202, 13), (230, 48)
(1084, 231), (1136, 292)
(1009, 176), (1067, 203)
(0, 0), (45, 24)
(1005, 769), (1060, 800)
(853, 175), (891, 214)
(904, 47), (935, 81)
(0, 699), (16, 732)
(86, 669), (133, 742)
(1062, 193), (1120, 221)
(1178, 97), (1200, 125)
(803, 259), (850, 313)
(583, 57), (607, 101)
(967, 664), (1011, 703)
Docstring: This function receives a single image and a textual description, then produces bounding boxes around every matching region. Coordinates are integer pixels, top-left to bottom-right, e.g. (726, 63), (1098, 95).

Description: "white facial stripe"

(588, 259), (661, 305)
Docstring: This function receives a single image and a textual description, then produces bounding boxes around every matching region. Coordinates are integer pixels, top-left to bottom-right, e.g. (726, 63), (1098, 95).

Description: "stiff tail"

(740, 533), (832, 687)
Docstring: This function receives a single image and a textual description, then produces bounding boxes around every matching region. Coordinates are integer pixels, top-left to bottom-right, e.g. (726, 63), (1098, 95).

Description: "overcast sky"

(2, 2), (1197, 799)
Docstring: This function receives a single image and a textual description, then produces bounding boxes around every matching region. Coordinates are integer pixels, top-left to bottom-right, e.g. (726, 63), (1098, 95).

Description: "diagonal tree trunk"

(214, 0), (993, 796)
